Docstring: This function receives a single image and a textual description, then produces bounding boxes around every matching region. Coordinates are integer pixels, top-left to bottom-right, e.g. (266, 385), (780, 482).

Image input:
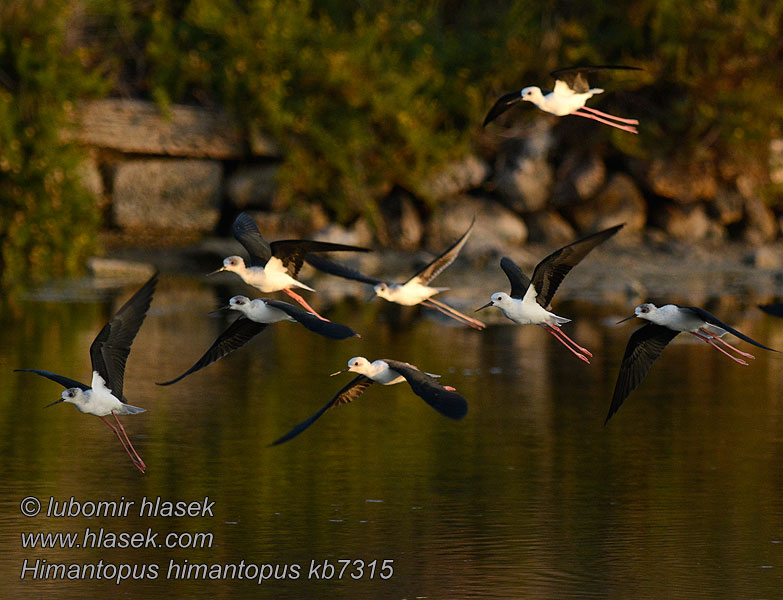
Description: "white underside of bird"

(524, 81), (604, 116)
(224, 256), (315, 293)
(338, 357), (440, 384)
(232, 298), (297, 323)
(492, 287), (571, 327)
(637, 304), (726, 335)
(374, 280), (448, 305)
(63, 372), (146, 417)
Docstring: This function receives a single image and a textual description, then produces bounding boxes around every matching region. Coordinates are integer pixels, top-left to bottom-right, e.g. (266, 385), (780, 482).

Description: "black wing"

(680, 306), (779, 352)
(500, 256), (532, 300)
(232, 212), (272, 267)
(303, 253), (385, 286)
(406, 218), (475, 286)
(550, 65), (643, 94)
(759, 303), (783, 318)
(605, 323), (679, 425)
(14, 369), (90, 391)
(263, 299), (359, 339)
(483, 90), (523, 127)
(383, 360), (468, 420)
(89, 273), (158, 400)
(156, 317), (268, 386)
(270, 240), (370, 279)
(530, 224), (622, 308)
(271, 375), (375, 445)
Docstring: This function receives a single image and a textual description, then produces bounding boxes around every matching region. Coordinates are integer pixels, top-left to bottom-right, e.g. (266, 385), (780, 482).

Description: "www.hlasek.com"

(18, 495), (394, 584)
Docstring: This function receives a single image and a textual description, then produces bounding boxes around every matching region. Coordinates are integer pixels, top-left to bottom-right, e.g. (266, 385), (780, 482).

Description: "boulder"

(413, 155), (490, 201)
(646, 159), (718, 203)
(525, 211), (576, 245)
(653, 202), (711, 241)
(493, 156), (553, 213)
(710, 190), (743, 225)
(77, 154), (104, 201)
(742, 196), (778, 245)
(426, 195), (527, 257)
(112, 159), (222, 231)
(376, 190), (424, 250)
(226, 164), (278, 210)
(769, 138), (783, 185)
(551, 151), (606, 207)
(244, 205), (329, 239)
(569, 174), (646, 241)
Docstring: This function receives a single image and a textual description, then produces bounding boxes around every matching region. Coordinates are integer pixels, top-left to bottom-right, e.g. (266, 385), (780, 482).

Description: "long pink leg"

(580, 105), (639, 125)
(698, 328), (755, 360)
(424, 298), (486, 329)
(571, 110), (638, 134)
(549, 326), (593, 357)
(691, 332), (749, 365)
(543, 324), (590, 364)
(112, 412), (146, 471)
(99, 416), (145, 473)
(282, 288), (330, 322)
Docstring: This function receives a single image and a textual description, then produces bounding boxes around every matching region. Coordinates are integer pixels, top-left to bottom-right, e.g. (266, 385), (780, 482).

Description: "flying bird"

(476, 224), (623, 363)
(157, 295), (359, 386)
(272, 357), (468, 445)
(605, 303), (779, 424)
(304, 219), (485, 329)
(484, 66), (642, 133)
(210, 212), (370, 321)
(15, 273), (158, 474)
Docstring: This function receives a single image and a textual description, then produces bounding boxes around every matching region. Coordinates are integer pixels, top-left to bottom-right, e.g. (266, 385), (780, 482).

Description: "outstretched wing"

(232, 212), (272, 267)
(382, 360), (468, 420)
(303, 253), (384, 286)
(680, 306), (779, 352)
(89, 273), (158, 401)
(530, 224), (622, 308)
(605, 323), (679, 425)
(550, 65), (643, 94)
(263, 299), (359, 339)
(14, 369), (89, 391)
(483, 90), (523, 127)
(271, 375), (375, 445)
(270, 240), (370, 279)
(500, 257), (532, 300)
(759, 303), (783, 318)
(156, 317), (268, 386)
(406, 218), (475, 286)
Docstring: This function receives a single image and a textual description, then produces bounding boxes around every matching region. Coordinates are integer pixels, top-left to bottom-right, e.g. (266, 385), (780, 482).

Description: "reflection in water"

(1, 276), (782, 599)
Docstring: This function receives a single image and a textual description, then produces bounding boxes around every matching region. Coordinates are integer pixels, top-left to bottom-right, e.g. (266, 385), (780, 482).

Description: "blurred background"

(1, 0), (782, 287)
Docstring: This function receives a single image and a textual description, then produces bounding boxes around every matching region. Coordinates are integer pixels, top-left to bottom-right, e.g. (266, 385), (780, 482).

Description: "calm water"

(2, 274), (782, 599)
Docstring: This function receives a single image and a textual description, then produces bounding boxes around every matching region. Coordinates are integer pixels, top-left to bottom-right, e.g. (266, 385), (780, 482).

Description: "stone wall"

(70, 99), (782, 256)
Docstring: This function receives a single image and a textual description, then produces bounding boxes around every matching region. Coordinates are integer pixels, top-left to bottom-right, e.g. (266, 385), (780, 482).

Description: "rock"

(569, 174), (646, 241)
(112, 159), (222, 231)
(244, 205), (329, 239)
(77, 154), (104, 200)
(313, 222), (373, 248)
(646, 159), (718, 203)
(551, 151), (606, 207)
(743, 245), (783, 269)
(493, 156), (553, 213)
(413, 155), (490, 201)
(525, 211), (576, 245)
(653, 203), (711, 241)
(226, 164), (278, 210)
(742, 196), (778, 245)
(376, 190), (424, 250)
(87, 257), (157, 280)
(710, 190), (743, 225)
(770, 138), (783, 185)
(426, 195), (527, 257)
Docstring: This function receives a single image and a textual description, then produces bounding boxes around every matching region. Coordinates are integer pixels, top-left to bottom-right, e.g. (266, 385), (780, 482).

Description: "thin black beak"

(616, 314), (637, 324)
(330, 367), (350, 377)
(475, 301), (493, 313)
(209, 305), (231, 315)
(207, 267), (225, 276)
(44, 398), (65, 408)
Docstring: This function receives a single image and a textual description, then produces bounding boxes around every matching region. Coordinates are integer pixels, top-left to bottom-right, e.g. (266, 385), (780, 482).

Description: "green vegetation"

(1, 1), (782, 284)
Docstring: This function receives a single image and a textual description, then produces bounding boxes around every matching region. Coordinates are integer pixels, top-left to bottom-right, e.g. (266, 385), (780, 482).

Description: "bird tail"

(291, 279), (316, 293)
(550, 315), (572, 326)
(702, 323), (727, 337)
(590, 87), (604, 95)
(116, 404), (146, 415)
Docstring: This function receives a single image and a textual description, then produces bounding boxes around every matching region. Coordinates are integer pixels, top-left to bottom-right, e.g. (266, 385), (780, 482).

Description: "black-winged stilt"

(475, 224), (623, 363)
(157, 295), (360, 386)
(605, 303), (779, 424)
(15, 273), (158, 474)
(304, 219), (485, 329)
(483, 66), (642, 134)
(210, 212), (369, 321)
(271, 357), (468, 445)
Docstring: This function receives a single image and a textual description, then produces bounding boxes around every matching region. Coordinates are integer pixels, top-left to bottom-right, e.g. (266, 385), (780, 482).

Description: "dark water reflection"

(2, 276), (783, 599)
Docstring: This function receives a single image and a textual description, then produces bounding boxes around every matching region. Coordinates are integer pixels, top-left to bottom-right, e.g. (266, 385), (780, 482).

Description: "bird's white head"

(46, 387), (84, 409)
(476, 292), (511, 312)
(520, 86), (543, 104)
(209, 256), (246, 276)
(228, 295), (251, 312)
(373, 283), (389, 300)
(331, 356), (372, 377)
(617, 303), (658, 324)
